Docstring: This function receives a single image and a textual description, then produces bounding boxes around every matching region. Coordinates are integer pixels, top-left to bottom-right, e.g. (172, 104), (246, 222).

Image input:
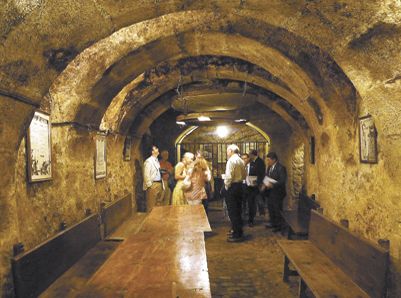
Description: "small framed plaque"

(95, 134), (107, 179)
(359, 115), (378, 163)
(123, 137), (132, 161)
(27, 111), (52, 182)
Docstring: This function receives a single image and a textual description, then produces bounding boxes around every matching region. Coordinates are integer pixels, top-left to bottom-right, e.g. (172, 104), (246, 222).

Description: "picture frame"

(359, 115), (378, 163)
(123, 136), (132, 161)
(95, 134), (107, 179)
(27, 111), (52, 182)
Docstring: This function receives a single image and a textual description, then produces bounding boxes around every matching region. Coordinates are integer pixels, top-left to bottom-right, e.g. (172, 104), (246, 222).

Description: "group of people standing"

(223, 145), (287, 242)
(143, 145), (212, 212)
(143, 144), (287, 243)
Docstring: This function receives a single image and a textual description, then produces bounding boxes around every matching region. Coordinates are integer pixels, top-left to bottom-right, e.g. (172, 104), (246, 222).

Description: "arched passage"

(1, 2), (400, 296)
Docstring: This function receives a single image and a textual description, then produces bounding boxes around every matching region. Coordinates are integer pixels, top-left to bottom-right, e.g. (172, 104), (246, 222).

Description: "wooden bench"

(78, 205), (212, 297)
(281, 193), (320, 239)
(101, 194), (133, 239)
(12, 213), (101, 298)
(278, 210), (389, 298)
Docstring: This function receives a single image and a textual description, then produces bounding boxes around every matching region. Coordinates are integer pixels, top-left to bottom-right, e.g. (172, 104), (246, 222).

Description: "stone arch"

(127, 85), (307, 154)
(48, 11), (358, 133)
(100, 56), (310, 135)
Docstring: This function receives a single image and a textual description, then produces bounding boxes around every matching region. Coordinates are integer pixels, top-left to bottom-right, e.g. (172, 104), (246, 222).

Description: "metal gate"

(178, 142), (267, 178)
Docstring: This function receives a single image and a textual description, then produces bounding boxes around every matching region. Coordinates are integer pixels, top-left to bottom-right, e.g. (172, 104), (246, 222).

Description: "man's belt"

(231, 182), (242, 185)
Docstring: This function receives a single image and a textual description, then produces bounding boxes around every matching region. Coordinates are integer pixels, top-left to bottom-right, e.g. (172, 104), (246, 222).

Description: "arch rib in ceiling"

(49, 11), (355, 135)
(114, 68), (316, 135)
(128, 85), (307, 151)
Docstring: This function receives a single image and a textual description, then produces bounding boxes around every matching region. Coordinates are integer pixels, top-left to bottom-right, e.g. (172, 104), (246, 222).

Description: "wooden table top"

(79, 205), (212, 298)
(141, 205), (212, 234)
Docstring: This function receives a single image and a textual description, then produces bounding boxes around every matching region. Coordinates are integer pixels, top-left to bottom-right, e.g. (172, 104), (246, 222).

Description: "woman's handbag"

(181, 175), (192, 191)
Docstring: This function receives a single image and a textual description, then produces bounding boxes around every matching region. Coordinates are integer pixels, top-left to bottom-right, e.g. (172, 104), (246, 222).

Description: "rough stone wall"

(13, 126), (135, 252)
(303, 109), (401, 295)
(289, 140), (305, 209)
(0, 95), (36, 296)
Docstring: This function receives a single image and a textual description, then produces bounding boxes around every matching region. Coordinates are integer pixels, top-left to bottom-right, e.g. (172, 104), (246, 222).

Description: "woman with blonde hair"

(171, 152), (194, 205)
(184, 157), (211, 211)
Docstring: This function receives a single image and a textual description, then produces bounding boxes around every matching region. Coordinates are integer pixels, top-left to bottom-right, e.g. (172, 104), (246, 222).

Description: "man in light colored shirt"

(224, 144), (246, 242)
(143, 145), (164, 211)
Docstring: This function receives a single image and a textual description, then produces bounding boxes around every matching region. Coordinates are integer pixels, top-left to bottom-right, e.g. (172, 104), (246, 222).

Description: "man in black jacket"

(262, 152), (287, 232)
(241, 153), (259, 226)
(249, 150), (266, 215)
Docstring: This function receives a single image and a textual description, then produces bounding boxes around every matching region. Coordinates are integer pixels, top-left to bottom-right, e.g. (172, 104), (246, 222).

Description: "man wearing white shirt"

(143, 145), (164, 211)
(224, 144), (246, 242)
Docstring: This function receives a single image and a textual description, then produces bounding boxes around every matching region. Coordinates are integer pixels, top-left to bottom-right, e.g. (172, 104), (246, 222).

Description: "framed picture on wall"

(27, 111), (52, 182)
(95, 134), (107, 179)
(359, 115), (378, 163)
(123, 136), (132, 161)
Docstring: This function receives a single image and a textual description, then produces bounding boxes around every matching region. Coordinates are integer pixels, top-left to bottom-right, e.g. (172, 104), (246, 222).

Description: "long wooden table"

(78, 205), (212, 297)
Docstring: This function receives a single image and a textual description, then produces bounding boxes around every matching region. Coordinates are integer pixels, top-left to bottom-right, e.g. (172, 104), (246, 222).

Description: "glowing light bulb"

(216, 126), (229, 138)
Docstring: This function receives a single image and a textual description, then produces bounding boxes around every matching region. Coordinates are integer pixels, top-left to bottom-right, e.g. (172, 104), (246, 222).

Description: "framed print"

(27, 111), (52, 182)
(123, 137), (132, 161)
(359, 115), (378, 163)
(95, 134), (107, 179)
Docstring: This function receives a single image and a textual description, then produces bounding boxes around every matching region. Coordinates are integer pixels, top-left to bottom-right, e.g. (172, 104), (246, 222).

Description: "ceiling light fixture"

(235, 119), (247, 123)
(198, 116), (211, 122)
(176, 121), (186, 125)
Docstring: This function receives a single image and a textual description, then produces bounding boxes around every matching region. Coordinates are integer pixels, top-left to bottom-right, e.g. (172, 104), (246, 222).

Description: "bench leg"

(283, 255), (290, 282)
(287, 227), (294, 240)
(283, 255), (299, 282)
(298, 279), (307, 298)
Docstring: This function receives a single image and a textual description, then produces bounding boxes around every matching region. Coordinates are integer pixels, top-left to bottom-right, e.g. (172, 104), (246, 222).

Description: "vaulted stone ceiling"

(1, 0), (399, 182)
(1, 0), (400, 172)
(1, 2), (401, 296)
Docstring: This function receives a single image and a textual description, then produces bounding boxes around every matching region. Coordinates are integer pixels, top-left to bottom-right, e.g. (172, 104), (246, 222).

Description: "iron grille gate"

(178, 142), (267, 178)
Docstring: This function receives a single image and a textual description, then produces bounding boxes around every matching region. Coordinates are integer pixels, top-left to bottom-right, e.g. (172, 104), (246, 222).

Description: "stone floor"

(205, 202), (299, 298)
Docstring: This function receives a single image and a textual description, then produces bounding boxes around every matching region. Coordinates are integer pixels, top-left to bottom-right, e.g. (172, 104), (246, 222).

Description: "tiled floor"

(205, 202), (298, 298)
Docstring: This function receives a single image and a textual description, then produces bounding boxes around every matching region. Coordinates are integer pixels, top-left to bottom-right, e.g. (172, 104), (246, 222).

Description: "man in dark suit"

(241, 153), (259, 226)
(249, 150), (266, 215)
(262, 152), (287, 232)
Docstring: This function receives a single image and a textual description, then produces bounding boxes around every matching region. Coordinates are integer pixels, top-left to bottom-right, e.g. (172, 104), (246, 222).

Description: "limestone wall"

(303, 89), (401, 294)
(13, 126), (135, 252)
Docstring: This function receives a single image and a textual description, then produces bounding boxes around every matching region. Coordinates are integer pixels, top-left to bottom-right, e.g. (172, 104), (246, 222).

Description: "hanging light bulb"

(216, 126), (229, 138)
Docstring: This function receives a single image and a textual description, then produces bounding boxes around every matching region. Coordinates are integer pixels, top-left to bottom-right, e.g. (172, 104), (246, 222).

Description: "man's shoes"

(265, 222), (276, 228)
(272, 226), (282, 233)
(248, 221), (254, 227)
(227, 235), (244, 243)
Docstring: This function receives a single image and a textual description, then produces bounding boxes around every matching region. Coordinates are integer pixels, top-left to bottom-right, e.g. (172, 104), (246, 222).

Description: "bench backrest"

(102, 194), (132, 237)
(297, 193), (320, 218)
(309, 210), (389, 297)
(12, 213), (101, 298)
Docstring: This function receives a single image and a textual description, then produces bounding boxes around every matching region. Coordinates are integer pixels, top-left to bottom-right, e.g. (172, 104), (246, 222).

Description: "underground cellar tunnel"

(1, 1), (401, 297)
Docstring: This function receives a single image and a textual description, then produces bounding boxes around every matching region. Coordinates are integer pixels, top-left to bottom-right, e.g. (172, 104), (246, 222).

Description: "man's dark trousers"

(244, 186), (258, 223)
(225, 182), (243, 237)
(267, 196), (284, 227)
